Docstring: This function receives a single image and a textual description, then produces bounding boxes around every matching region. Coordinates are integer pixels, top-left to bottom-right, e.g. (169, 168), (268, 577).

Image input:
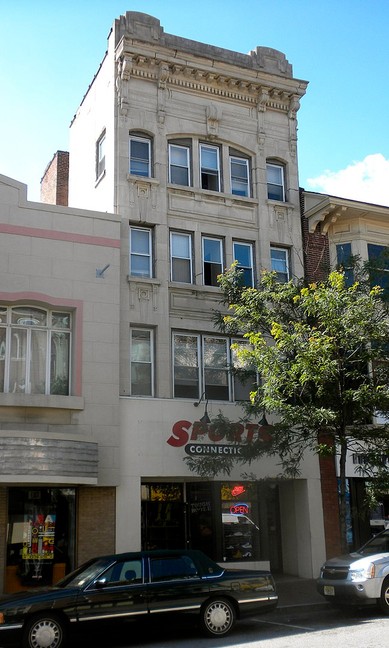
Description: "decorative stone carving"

(116, 55), (132, 115)
(206, 103), (219, 139)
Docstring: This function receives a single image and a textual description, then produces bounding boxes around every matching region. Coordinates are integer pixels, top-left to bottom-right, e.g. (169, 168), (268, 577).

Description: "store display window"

(5, 487), (75, 592)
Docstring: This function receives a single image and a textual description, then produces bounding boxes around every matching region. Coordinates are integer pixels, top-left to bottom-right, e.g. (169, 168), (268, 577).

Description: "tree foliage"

(185, 265), (389, 551)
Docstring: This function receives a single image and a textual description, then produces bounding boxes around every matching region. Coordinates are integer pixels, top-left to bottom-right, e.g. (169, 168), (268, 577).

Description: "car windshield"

(358, 530), (389, 556)
(56, 558), (115, 588)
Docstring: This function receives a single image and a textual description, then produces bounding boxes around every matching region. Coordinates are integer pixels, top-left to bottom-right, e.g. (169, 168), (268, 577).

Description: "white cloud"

(306, 154), (389, 207)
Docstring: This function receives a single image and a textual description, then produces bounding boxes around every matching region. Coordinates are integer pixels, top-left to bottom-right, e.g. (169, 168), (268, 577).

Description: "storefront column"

(0, 487), (7, 593)
(115, 477), (141, 553)
(77, 487), (116, 565)
(279, 478), (326, 578)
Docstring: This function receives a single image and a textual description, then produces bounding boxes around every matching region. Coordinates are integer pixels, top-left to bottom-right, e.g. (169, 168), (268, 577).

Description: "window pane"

(172, 258), (191, 283)
(9, 329), (27, 392)
(132, 330), (151, 362)
(271, 248), (289, 282)
(172, 233), (190, 258)
(131, 229), (150, 255)
(201, 147), (218, 171)
(234, 243), (252, 267)
(200, 146), (220, 191)
(30, 329), (47, 394)
(130, 228), (151, 277)
(267, 164), (284, 201)
(204, 338), (229, 400)
(50, 332), (70, 395)
(131, 329), (152, 396)
(230, 157), (249, 197)
(0, 327), (6, 392)
(171, 146), (188, 166)
(203, 239), (221, 263)
(11, 307), (46, 326)
(336, 243), (354, 286)
(130, 138), (150, 177)
(174, 335), (199, 398)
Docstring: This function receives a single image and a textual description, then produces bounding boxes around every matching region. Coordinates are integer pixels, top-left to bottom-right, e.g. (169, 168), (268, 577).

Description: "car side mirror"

(95, 579), (108, 588)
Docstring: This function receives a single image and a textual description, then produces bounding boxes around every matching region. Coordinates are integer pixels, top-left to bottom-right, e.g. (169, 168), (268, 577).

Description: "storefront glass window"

(6, 487), (75, 592)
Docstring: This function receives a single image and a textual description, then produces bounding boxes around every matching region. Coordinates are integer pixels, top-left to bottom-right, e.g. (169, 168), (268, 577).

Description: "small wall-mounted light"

(96, 264), (111, 278)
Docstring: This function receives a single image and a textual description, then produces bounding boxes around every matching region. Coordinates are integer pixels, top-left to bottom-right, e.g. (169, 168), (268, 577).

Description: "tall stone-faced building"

(68, 12), (324, 577)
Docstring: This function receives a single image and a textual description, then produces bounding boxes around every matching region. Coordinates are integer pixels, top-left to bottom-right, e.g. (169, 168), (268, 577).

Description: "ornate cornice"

(116, 52), (305, 113)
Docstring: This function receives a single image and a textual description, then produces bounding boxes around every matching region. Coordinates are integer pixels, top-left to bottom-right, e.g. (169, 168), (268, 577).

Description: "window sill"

(266, 199), (294, 209)
(0, 393), (85, 410)
(127, 276), (161, 286)
(167, 183), (258, 204)
(127, 174), (160, 187)
(95, 169), (106, 187)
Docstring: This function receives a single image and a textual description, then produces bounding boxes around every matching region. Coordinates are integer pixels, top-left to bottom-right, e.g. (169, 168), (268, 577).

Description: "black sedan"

(0, 549), (278, 647)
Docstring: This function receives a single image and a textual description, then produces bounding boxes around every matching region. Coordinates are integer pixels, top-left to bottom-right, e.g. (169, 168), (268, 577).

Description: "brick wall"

(77, 487), (116, 565)
(300, 191), (330, 282)
(40, 150), (69, 206)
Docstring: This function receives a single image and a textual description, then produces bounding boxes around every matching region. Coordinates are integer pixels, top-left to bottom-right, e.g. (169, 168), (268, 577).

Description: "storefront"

(5, 487), (76, 592)
(141, 480), (282, 571)
(118, 398), (327, 579)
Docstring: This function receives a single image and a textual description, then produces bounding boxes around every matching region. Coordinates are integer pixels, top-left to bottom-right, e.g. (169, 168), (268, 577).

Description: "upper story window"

(267, 162), (285, 201)
(170, 232), (193, 283)
(168, 143), (191, 186)
(172, 333), (252, 402)
(129, 226), (152, 278)
(129, 135), (151, 177)
(231, 339), (258, 401)
(336, 242), (354, 286)
(96, 131), (106, 179)
(130, 328), (154, 396)
(230, 156), (250, 197)
(271, 246), (290, 283)
(202, 236), (224, 286)
(200, 144), (221, 192)
(0, 306), (71, 395)
(368, 243), (389, 294)
(233, 241), (254, 287)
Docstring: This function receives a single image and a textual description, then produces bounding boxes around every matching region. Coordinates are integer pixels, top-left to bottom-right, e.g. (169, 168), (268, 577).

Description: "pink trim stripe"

(0, 223), (120, 248)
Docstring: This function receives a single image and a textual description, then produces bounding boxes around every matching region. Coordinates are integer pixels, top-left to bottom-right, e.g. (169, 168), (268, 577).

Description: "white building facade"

(67, 11), (324, 577)
(0, 174), (121, 593)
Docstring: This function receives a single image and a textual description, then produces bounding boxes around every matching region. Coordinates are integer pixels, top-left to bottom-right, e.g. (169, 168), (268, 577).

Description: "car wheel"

(380, 577), (389, 614)
(23, 614), (66, 648)
(200, 597), (236, 637)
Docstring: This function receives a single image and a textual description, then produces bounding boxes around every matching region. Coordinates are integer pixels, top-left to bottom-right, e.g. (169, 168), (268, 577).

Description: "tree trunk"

(338, 436), (349, 554)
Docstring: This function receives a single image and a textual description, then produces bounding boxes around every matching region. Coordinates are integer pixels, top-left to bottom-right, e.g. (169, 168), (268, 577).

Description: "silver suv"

(317, 529), (389, 613)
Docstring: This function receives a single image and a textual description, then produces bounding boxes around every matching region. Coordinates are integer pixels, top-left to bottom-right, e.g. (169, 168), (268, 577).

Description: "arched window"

(0, 305), (71, 395)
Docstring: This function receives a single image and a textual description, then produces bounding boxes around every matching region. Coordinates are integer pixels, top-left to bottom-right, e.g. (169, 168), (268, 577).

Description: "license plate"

(324, 585), (335, 596)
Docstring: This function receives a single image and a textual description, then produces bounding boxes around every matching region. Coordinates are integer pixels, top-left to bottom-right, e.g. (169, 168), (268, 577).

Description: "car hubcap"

(384, 587), (389, 607)
(206, 602), (231, 633)
(30, 620), (61, 648)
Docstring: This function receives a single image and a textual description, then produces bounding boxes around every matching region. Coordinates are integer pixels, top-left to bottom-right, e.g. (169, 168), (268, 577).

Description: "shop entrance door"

(141, 483), (187, 550)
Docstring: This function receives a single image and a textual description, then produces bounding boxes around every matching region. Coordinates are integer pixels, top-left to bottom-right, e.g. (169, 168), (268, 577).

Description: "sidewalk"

(272, 574), (329, 613)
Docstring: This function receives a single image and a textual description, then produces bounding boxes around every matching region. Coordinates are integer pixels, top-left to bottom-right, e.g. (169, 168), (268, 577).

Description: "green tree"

(186, 267), (389, 553)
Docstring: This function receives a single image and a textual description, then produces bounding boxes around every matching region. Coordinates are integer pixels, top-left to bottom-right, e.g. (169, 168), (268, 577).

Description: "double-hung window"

(270, 246), (290, 283)
(96, 131), (106, 179)
(200, 144), (220, 191)
(233, 241), (254, 287)
(130, 328), (154, 396)
(170, 232), (193, 283)
(336, 242), (354, 286)
(368, 243), (389, 294)
(231, 339), (258, 401)
(173, 333), (241, 402)
(202, 237), (223, 286)
(129, 135), (151, 177)
(0, 306), (71, 395)
(203, 336), (229, 401)
(129, 227), (152, 278)
(266, 163), (285, 201)
(230, 156), (250, 197)
(173, 333), (200, 399)
(169, 144), (190, 186)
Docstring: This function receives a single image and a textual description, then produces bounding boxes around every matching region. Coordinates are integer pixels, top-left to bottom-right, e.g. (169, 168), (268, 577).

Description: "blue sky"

(1, 0), (389, 204)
